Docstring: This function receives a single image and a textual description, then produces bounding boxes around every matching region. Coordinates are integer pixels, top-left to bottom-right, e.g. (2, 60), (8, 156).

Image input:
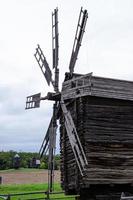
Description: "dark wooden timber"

(60, 73), (133, 199)
(62, 73), (133, 101)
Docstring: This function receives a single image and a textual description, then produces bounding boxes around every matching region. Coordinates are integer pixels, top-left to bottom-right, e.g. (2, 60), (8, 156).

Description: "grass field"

(0, 168), (45, 173)
(0, 183), (76, 200)
(0, 169), (77, 199)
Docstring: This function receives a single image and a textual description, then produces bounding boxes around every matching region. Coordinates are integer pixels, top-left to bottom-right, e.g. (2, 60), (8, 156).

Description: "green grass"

(0, 168), (45, 174)
(0, 183), (61, 193)
(0, 183), (76, 200)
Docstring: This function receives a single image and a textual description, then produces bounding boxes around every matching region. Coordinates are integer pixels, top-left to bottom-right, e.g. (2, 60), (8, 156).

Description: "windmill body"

(26, 7), (133, 200)
(60, 73), (133, 200)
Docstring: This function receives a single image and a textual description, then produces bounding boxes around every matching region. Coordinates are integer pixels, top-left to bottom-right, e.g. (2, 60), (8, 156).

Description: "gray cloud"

(0, 0), (133, 152)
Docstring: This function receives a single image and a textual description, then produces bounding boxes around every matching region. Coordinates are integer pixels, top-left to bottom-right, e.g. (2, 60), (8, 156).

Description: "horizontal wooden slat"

(62, 74), (133, 101)
(60, 74), (133, 196)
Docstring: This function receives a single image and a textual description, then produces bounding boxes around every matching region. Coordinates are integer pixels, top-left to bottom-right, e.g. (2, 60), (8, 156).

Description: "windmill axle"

(43, 92), (61, 101)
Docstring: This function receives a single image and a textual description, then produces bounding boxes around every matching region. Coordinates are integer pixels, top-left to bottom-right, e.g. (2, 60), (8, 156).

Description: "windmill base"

(79, 184), (133, 200)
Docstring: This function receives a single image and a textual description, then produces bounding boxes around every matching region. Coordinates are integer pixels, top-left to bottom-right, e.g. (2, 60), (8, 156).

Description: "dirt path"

(0, 170), (60, 185)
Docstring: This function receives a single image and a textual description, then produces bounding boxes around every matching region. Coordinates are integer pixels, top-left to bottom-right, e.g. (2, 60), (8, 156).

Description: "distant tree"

(0, 151), (60, 170)
(40, 161), (47, 169)
(0, 151), (16, 170)
(54, 154), (60, 170)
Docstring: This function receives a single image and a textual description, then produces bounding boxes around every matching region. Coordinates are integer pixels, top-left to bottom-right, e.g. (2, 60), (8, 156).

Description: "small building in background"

(28, 157), (40, 168)
(13, 154), (20, 169)
(36, 159), (41, 168)
(31, 157), (36, 168)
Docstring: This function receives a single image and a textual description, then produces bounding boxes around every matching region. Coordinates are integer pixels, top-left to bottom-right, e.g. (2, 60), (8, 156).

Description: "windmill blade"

(25, 93), (41, 109)
(69, 7), (88, 75)
(48, 102), (58, 192)
(39, 118), (52, 158)
(34, 45), (53, 86)
(39, 116), (56, 192)
(60, 97), (88, 176)
(52, 8), (59, 93)
(39, 105), (57, 158)
(52, 8), (59, 69)
(39, 102), (58, 192)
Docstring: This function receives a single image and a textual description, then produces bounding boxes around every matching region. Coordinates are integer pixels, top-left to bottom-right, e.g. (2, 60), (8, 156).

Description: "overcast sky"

(0, 0), (133, 153)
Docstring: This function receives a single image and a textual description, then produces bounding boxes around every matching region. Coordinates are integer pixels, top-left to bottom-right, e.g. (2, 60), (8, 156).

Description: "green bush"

(40, 162), (47, 169)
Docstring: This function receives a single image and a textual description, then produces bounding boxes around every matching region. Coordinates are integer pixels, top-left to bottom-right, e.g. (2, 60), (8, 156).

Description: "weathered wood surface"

(60, 77), (133, 195)
(62, 74), (133, 101)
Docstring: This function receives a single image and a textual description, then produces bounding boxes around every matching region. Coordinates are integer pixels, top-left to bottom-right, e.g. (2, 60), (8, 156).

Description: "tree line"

(0, 151), (60, 170)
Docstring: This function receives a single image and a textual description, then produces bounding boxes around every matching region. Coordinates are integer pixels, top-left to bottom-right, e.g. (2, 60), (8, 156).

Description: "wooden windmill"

(26, 7), (133, 200)
(26, 7), (88, 193)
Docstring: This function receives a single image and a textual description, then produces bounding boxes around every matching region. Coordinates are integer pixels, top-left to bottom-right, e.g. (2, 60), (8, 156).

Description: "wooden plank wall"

(62, 74), (133, 101)
(60, 100), (78, 194)
(60, 95), (133, 195)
